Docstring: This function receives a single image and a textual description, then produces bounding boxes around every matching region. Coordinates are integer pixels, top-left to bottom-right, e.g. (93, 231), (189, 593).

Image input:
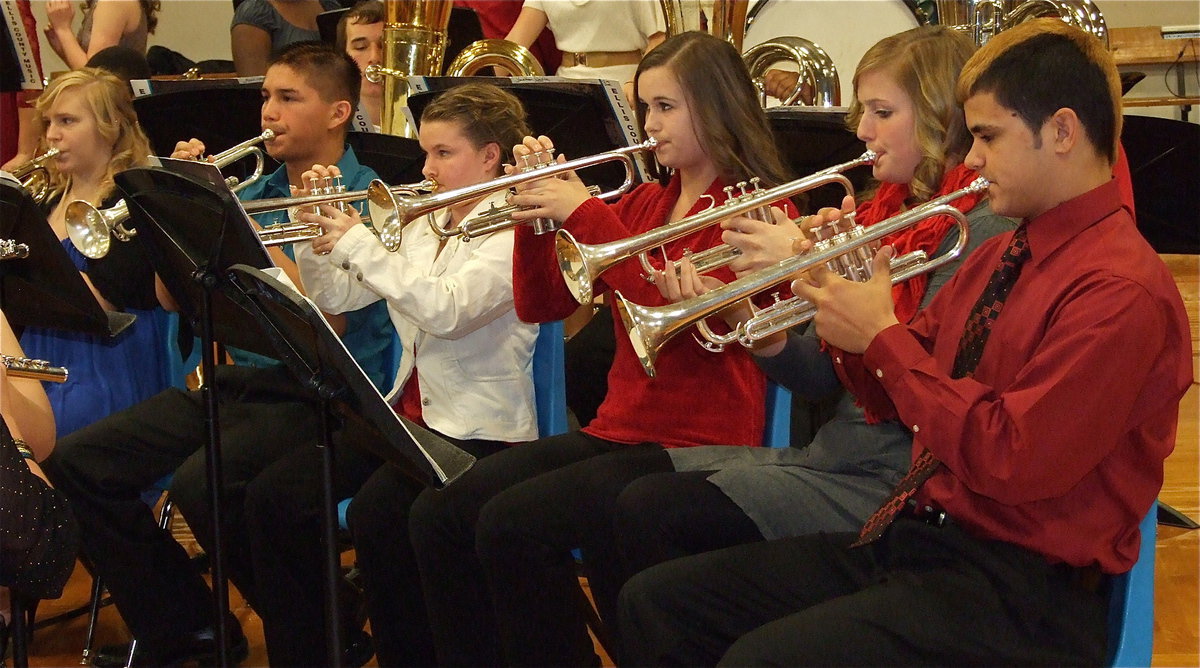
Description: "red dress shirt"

(835, 178), (1192, 573)
(513, 175), (799, 448)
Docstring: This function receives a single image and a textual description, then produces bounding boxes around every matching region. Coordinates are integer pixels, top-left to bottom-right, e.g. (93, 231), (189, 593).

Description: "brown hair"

(34, 67), (152, 203)
(847, 25), (977, 203)
(336, 0), (384, 53)
(420, 83), (531, 173)
(269, 41), (361, 112)
(957, 18), (1121, 163)
(633, 31), (791, 188)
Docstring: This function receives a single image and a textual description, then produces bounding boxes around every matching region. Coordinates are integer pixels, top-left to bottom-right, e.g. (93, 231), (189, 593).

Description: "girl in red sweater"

(407, 31), (795, 666)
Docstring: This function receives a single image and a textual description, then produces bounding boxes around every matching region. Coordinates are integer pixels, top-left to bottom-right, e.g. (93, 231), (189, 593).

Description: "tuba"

(67, 130), (274, 259)
(443, 39), (546, 77)
(10, 148), (60, 203)
(374, 0), (453, 138)
(742, 36), (840, 106)
(935, 0), (1107, 46)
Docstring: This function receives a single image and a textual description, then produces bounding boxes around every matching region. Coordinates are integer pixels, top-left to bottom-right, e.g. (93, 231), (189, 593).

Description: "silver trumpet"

(557, 151), (875, 305)
(67, 130), (275, 259)
(2, 354), (69, 383)
(10, 148), (61, 203)
(613, 178), (989, 377)
(0, 239), (30, 260)
(420, 139), (658, 242)
(241, 177), (436, 251)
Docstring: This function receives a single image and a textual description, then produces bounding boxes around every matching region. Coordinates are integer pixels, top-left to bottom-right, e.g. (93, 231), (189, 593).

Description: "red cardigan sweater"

(514, 174), (775, 448)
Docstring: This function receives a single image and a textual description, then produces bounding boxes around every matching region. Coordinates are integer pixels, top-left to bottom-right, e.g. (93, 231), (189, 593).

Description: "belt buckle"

(573, 52), (589, 67)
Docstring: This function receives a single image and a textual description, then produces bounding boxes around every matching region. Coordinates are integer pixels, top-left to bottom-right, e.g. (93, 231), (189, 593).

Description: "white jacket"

(296, 190), (539, 442)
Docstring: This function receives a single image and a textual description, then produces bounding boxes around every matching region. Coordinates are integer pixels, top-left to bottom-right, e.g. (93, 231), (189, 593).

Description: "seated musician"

(335, 0), (384, 129)
(19, 68), (172, 437)
(239, 81), (540, 667)
(619, 19), (1192, 665)
(465, 24), (1018, 660)
(403, 31), (796, 666)
(42, 42), (397, 667)
(0, 311), (80, 647)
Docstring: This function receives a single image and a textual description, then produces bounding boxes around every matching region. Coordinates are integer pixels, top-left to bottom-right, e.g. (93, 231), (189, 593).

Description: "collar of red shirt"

(1023, 177), (1128, 268)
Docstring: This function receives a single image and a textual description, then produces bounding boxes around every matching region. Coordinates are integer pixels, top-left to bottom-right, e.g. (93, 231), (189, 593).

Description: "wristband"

(13, 437), (34, 460)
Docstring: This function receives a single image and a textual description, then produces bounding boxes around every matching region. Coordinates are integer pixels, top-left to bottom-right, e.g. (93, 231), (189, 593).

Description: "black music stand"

(407, 77), (647, 192)
(766, 106), (874, 211)
(0, 180), (135, 336)
(131, 82), (275, 184)
(114, 166), (474, 665)
(222, 265), (475, 663)
(346, 131), (427, 185)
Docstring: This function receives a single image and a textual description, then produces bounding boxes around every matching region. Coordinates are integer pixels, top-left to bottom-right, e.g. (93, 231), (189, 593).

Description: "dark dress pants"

(43, 366), (317, 650)
(408, 431), (626, 666)
(347, 436), (507, 668)
(474, 444), (675, 665)
(619, 518), (1109, 666)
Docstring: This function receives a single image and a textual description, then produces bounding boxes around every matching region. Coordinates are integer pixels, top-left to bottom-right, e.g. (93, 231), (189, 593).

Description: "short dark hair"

(420, 83), (531, 170)
(957, 18), (1121, 163)
(86, 45), (152, 83)
(269, 41), (361, 111)
(336, 0), (384, 53)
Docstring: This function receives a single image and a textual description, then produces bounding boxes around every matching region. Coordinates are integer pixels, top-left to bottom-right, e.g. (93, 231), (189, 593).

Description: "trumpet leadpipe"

(615, 177), (988, 376)
(2, 354), (69, 383)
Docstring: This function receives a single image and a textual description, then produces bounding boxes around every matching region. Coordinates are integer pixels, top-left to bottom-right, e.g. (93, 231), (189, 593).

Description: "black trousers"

(346, 435), (507, 668)
(619, 518), (1109, 666)
(409, 430), (641, 666)
(42, 366), (319, 651)
(474, 444), (675, 666)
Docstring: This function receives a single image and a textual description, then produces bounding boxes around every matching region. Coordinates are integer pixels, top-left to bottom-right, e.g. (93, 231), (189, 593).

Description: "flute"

(2, 354), (69, 383)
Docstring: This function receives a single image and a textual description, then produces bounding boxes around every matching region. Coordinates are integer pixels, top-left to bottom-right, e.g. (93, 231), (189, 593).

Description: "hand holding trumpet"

(791, 245), (900, 354)
(170, 138), (208, 162)
(506, 135), (594, 225)
(292, 164), (360, 256)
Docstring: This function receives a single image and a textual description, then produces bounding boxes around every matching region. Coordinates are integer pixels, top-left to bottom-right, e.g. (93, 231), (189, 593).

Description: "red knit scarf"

(854, 163), (986, 324)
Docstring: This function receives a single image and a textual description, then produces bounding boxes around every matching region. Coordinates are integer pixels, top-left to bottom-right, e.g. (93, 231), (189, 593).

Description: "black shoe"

(342, 629), (375, 668)
(91, 626), (249, 667)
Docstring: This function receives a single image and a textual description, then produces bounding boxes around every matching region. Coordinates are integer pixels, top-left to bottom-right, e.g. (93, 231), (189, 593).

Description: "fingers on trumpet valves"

(170, 138), (206, 161)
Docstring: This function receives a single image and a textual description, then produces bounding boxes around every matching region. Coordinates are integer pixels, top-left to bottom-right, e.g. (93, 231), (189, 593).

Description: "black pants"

(346, 436), (507, 668)
(619, 518), (1109, 666)
(42, 366), (319, 651)
(409, 430), (642, 666)
(474, 444), (675, 665)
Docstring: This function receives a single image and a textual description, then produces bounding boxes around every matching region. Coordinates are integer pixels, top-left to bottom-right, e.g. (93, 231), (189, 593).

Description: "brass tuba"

(444, 39), (546, 77)
(374, 0), (454, 138)
(742, 36), (840, 106)
(935, 0), (1107, 46)
(10, 148), (60, 203)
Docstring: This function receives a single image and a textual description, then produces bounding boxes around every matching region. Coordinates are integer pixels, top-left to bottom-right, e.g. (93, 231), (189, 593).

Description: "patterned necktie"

(851, 227), (1031, 547)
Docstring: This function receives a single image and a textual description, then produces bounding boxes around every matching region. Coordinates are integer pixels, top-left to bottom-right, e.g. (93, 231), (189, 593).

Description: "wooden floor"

(14, 255), (1200, 667)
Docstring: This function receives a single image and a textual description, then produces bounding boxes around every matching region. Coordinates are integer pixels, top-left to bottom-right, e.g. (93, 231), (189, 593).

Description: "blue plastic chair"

(1107, 500), (1157, 667)
(762, 381), (792, 448)
(337, 322), (567, 529)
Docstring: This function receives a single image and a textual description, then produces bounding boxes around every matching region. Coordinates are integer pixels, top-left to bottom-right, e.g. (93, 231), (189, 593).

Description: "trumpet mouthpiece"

(261, 128), (276, 141)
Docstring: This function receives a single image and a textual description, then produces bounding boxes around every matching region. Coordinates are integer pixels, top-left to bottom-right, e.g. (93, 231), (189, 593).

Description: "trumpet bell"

(66, 199), (134, 259)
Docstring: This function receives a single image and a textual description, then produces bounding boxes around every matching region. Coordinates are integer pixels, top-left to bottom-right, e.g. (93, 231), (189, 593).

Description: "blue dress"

(19, 238), (173, 437)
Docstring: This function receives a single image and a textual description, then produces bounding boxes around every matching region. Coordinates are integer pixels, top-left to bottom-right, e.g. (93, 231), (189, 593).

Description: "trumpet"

(378, 139), (657, 244)
(67, 130), (275, 259)
(10, 148), (60, 203)
(2, 354), (69, 383)
(240, 177), (436, 251)
(613, 178), (989, 376)
(557, 151), (875, 305)
(0, 239), (30, 260)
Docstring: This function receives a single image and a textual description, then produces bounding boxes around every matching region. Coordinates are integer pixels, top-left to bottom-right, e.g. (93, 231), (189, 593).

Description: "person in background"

(1, 0), (44, 171)
(335, 0), (382, 129)
(232, 0), (341, 77)
(44, 0), (160, 70)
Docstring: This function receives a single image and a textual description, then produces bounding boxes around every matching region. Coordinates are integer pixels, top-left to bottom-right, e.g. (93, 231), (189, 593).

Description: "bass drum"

(743, 0), (926, 103)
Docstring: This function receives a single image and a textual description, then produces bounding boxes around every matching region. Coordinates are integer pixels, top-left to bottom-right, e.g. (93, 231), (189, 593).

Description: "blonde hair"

(35, 68), (152, 203)
(846, 25), (976, 203)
